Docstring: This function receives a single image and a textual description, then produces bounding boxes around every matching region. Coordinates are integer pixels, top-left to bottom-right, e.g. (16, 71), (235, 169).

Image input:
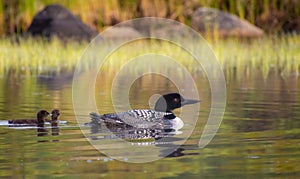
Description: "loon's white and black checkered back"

(125, 109), (172, 121)
(90, 109), (173, 128)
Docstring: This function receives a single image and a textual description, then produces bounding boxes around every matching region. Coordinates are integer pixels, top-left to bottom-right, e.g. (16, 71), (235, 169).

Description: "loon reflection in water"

(89, 93), (200, 140)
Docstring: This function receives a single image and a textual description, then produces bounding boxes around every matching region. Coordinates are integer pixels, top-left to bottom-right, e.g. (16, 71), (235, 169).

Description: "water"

(0, 68), (299, 178)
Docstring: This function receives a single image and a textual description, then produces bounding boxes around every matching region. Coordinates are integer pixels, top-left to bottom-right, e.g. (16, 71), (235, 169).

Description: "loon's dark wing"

(90, 110), (172, 128)
(8, 119), (38, 126)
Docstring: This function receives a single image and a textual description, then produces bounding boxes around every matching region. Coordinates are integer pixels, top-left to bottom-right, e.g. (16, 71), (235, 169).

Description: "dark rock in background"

(25, 4), (98, 42)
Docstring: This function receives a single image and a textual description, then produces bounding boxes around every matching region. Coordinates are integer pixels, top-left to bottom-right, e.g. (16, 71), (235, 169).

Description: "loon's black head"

(37, 110), (50, 123)
(51, 109), (60, 121)
(154, 93), (200, 112)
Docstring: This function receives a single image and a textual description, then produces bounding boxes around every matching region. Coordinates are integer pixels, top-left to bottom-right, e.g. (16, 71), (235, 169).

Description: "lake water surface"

(0, 66), (299, 178)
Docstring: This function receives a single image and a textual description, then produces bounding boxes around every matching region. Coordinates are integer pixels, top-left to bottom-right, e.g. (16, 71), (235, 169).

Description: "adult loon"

(90, 93), (200, 139)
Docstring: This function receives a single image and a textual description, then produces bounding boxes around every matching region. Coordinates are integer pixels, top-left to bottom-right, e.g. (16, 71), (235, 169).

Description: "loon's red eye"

(173, 98), (179, 103)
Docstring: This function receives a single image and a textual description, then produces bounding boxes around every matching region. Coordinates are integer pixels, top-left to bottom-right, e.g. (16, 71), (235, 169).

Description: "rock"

(192, 7), (264, 37)
(101, 26), (142, 40)
(119, 18), (196, 39)
(25, 4), (98, 41)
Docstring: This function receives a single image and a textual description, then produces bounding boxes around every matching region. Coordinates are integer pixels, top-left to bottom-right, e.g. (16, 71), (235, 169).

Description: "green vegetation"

(0, 35), (299, 77)
(1, 1), (298, 77)
(213, 34), (300, 78)
(1, 0), (299, 35)
(0, 37), (87, 76)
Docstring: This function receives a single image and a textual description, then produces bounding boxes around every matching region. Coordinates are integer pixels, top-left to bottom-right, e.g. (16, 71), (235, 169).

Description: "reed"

(0, 35), (299, 77)
(0, 37), (87, 76)
(212, 34), (300, 78)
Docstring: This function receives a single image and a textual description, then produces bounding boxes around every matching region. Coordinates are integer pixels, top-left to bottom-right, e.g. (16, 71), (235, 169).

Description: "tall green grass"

(0, 35), (299, 77)
(0, 37), (86, 76)
(212, 34), (300, 78)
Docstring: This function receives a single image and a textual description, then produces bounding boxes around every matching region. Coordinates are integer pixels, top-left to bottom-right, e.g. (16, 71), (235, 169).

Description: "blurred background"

(1, 0), (299, 36)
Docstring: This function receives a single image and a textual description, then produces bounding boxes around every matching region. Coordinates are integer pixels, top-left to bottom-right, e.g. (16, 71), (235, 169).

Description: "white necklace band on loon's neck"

(170, 117), (184, 131)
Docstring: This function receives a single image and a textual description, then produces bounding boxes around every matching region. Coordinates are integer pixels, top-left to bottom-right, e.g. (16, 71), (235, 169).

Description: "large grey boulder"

(26, 4), (98, 41)
(192, 7), (264, 37)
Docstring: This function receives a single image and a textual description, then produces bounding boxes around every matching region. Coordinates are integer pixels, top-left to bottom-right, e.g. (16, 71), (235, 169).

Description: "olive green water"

(0, 67), (299, 178)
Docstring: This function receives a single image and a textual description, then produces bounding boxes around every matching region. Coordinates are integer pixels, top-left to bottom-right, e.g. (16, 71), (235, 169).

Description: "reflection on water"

(87, 117), (201, 162)
(0, 68), (299, 177)
(51, 121), (60, 137)
(37, 121), (60, 142)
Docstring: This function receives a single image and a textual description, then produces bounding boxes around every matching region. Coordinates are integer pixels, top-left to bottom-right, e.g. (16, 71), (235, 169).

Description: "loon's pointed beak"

(181, 98), (200, 106)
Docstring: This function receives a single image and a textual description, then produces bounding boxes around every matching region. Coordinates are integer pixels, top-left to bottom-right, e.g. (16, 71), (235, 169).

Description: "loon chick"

(90, 93), (200, 132)
(50, 109), (60, 122)
(8, 110), (50, 126)
(50, 109), (60, 137)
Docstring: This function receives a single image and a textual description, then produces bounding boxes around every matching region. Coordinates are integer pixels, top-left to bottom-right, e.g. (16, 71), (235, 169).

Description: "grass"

(0, 35), (299, 78)
(0, 37), (87, 76)
(212, 34), (300, 78)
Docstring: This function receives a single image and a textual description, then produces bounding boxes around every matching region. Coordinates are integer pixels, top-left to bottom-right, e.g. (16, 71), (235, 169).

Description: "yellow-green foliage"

(212, 34), (300, 77)
(0, 35), (299, 77)
(0, 37), (86, 76)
